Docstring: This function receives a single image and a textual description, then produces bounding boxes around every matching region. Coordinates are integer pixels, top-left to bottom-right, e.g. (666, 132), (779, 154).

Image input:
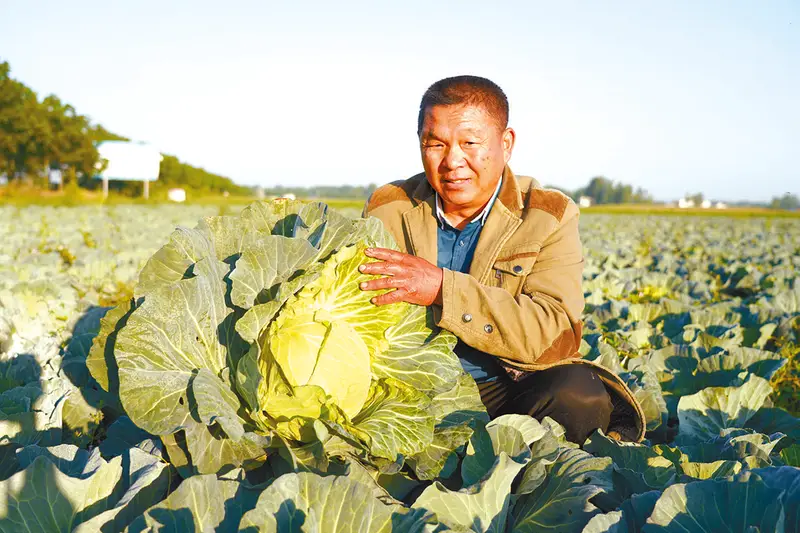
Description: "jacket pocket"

(490, 244), (542, 295)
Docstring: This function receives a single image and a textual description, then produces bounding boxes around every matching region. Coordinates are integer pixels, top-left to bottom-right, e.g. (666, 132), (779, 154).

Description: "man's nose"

(442, 144), (466, 170)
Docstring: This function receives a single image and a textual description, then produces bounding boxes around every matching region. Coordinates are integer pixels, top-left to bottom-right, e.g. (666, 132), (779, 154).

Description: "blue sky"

(1, 1), (798, 201)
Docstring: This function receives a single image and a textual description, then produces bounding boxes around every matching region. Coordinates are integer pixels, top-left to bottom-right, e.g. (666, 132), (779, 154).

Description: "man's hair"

(417, 75), (509, 134)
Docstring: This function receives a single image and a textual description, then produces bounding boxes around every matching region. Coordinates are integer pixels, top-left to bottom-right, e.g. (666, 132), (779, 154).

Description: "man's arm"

(438, 202), (584, 366)
(361, 201), (584, 366)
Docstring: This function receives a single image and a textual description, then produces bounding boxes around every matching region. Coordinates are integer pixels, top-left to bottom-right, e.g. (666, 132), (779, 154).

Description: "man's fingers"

(371, 288), (408, 306)
(359, 261), (404, 276)
(364, 247), (406, 262)
(359, 276), (399, 292)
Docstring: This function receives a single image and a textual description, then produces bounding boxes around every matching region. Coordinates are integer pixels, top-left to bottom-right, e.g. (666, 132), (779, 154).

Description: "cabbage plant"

(85, 200), (486, 476)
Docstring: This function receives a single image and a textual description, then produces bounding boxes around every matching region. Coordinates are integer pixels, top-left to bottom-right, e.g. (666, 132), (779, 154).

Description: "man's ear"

(503, 127), (516, 164)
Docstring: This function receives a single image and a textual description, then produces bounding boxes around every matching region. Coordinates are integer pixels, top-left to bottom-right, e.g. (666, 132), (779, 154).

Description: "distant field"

(326, 200), (800, 219)
(0, 188), (366, 210)
(582, 203), (800, 218)
(4, 189), (797, 218)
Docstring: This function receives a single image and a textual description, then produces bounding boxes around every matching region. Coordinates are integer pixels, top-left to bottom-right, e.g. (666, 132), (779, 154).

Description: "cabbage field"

(1, 202), (799, 532)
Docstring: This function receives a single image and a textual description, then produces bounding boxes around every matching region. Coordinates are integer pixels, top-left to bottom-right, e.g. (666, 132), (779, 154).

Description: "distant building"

(578, 196), (593, 208)
(49, 169), (63, 185)
(168, 188), (187, 203)
(701, 199), (712, 209)
(278, 193), (297, 201)
(678, 198), (695, 208)
(715, 202), (728, 209)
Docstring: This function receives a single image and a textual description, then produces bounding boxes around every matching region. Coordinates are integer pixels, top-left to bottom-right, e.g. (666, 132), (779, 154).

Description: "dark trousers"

(477, 364), (613, 445)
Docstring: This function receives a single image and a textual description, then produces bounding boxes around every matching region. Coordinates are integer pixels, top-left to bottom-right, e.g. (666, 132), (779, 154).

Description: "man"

(360, 75), (645, 444)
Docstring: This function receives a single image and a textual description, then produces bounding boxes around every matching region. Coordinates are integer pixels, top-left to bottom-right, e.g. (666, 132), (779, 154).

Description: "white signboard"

(95, 141), (162, 182)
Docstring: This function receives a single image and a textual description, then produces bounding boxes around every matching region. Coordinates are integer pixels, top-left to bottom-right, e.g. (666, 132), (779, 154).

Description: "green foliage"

(0, 445), (171, 532)
(0, 61), (104, 185)
(685, 191), (705, 206)
(551, 176), (653, 205)
(1, 205), (800, 532)
(771, 192), (800, 211)
(239, 472), (432, 532)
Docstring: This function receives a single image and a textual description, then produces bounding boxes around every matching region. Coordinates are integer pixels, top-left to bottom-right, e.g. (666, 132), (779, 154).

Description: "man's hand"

(359, 248), (444, 307)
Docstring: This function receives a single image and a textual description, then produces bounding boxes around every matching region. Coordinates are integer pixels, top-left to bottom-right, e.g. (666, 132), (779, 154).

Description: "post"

(102, 176), (109, 199)
(143, 179), (149, 200)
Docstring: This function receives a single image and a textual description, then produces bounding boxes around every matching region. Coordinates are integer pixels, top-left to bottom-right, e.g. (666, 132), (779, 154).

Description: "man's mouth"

(442, 178), (471, 191)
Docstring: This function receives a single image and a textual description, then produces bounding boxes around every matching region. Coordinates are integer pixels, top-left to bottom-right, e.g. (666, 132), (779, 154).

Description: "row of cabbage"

(0, 204), (798, 532)
(0, 205), (220, 473)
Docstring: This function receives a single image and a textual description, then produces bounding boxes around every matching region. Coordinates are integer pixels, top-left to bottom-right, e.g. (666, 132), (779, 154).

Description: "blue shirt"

(436, 179), (505, 383)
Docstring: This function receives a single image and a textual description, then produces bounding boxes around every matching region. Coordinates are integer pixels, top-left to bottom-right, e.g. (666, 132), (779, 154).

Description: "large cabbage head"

(87, 201), (486, 476)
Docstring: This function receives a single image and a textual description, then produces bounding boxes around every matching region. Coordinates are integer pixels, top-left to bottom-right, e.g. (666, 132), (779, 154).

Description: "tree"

(687, 192), (704, 206)
(770, 193), (800, 210)
(41, 95), (99, 188)
(0, 61), (100, 186)
(0, 61), (47, 179)
(568, 176), (652, 205)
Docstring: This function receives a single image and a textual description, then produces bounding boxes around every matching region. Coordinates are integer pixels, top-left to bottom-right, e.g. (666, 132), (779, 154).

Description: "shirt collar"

(435, 176), (503, 229)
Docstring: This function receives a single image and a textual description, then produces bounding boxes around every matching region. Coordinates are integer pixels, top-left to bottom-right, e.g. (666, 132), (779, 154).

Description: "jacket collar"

(495, 165), (525, 216)
(434, 173), (503, 228)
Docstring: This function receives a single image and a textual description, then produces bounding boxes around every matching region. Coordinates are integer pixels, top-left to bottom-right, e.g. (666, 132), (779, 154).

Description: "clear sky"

(1, 1), (798, 201)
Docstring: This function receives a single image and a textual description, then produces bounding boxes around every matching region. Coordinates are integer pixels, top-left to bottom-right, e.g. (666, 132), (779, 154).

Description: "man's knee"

(501, 365), (613, 444)
(544, 365), (612, 443)
(549, 365), (612, 411)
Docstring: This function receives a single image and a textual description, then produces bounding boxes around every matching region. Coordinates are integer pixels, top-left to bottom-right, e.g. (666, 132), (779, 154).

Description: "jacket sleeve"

(436, 202), (584, 366)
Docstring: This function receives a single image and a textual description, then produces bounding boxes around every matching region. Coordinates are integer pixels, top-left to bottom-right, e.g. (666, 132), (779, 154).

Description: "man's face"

(419, 104), (515, 213)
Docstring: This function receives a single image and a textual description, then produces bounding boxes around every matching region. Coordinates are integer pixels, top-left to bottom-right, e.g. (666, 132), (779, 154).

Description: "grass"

(319, 198), (365, 211)
(0, 185), (367, 210)
(0, 189), (257, 207)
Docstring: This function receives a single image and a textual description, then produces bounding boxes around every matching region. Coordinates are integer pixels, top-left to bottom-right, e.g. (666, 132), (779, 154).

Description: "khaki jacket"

(364, 166), (646, 442)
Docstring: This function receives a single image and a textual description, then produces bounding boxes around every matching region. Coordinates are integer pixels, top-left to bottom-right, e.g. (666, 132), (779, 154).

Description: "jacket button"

(462, 313), (472, 323)
(484, 324), (494, 333)
(513, 265), (523, 274)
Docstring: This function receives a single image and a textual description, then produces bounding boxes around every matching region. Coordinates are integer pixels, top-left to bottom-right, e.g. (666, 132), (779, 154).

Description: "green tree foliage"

(687, 192), (705, 206)
(770, 193), (800, 211)
(92, 125), (129, 143)
(549, 176), (653, 205)
(157, 154), (252, 195)
(1, 61), (99, 185)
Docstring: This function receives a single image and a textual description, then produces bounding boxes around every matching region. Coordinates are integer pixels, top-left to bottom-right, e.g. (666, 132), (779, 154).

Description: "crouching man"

(360, 75), (645, 444)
